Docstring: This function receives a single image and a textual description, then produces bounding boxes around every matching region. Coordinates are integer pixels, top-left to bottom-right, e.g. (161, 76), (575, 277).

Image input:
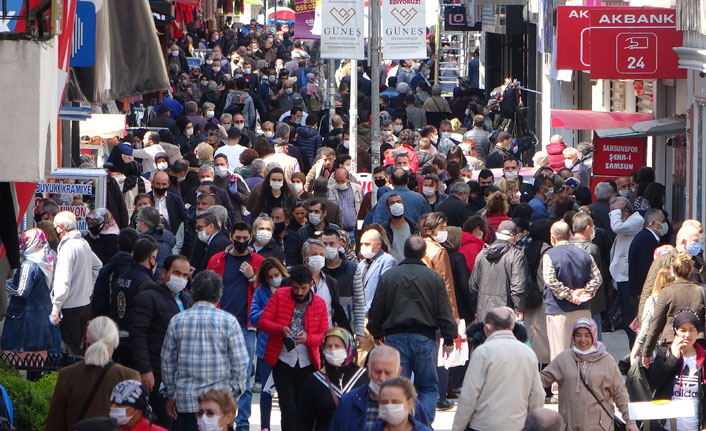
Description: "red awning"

(550, 109), (653, 130)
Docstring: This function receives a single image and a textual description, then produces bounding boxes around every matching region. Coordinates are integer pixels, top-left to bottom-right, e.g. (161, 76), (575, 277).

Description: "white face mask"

(618, 189), (631, 197)
(185, 127), (194, 137)
(393, 125), (403, 133)
(255, 229), (273, 244)
(167, 274), (188, 294)
(504, 170), (519, 180)
(201, 177), (214, 183)
(422, 187), (435, 197)
(284, 88), (294, 95)
(212, 67), (221, 73)
(342, 140), (350, 149)
(441, 132), (451, 139)
(109, 407), (133, 426)
(389, 203), (404, 217)
(270, 180), (284, 190)
(564, 159), (574, 169)
(379, 404), (408, 425)
(323, 348), (348, 367)
(264, 131), (274, 138)
(293, 183), (304, 193)
(335, 182), (349, 191)
(434, 230), (448, 244)
(307, 255), (325, 271)
(369, 380), (381, 396)
(269, 276), (282, 287)
(198, 230), (211, 243)
(325, 247), (338, 260)
(360, 245), (377, 260)
(171, 50), (180, 57)
(197, 414), (223, 431)
(206, 110), (215, 119)
(308, 213), (322, 226)
(234, 123), (245, 131)
(215, 166), (229, 177)
(206, 60), (214, 65)
(157, 162), (168, 171)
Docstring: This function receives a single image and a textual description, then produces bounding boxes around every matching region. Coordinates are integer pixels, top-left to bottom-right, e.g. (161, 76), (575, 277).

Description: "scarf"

(20, 228), (54, 287)
(87, 208), (121, 235)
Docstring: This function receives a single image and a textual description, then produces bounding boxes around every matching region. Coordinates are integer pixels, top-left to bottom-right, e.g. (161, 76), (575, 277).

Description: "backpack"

(0, 384), (13, 431)
(308, 92), (323, 113)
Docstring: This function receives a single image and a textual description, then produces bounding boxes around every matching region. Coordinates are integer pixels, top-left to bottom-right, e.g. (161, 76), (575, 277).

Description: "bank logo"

(391, 7), (417, 26)
(329, 7), (356, 26)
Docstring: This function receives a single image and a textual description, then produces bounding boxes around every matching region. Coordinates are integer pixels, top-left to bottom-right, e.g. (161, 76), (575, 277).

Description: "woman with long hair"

(246, 167), (297, 217)
(484, 191), (510, 235)
(630, 266), (675, 365)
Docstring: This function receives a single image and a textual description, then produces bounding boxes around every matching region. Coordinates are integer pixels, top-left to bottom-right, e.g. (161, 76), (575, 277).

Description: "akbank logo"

(390, 7), (417, 26)
(329, 8), (356, 26)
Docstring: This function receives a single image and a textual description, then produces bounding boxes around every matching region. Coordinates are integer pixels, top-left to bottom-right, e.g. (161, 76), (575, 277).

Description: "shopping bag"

(438, 319), (469, 369)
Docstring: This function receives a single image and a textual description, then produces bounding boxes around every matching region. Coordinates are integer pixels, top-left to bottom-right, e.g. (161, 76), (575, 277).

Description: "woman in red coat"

(460, 215), (487, 273)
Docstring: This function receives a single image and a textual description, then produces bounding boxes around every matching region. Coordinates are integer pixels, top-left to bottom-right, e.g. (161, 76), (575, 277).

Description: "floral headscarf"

(571, 318), (606, 356)
(324, 327), (356, 367)
(86, 208), (120, 236)
(19, 228), (54, 286)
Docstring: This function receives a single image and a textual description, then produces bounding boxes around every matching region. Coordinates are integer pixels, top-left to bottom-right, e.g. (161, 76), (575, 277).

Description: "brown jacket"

(46, 361), (140, 431)
(422, 237), (459, 320)
(642, 279), (705, 357)
(541, 349), (635, 431)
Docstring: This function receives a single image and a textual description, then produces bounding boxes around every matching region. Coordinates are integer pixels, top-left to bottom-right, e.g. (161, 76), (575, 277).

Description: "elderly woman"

(85, 208), (120, 264)
(46, 317), (140, 431)
(196, 388), (238, 431)
(541, 318), (637, 431)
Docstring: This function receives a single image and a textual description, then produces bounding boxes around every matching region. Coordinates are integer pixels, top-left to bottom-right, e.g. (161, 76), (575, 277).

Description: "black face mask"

(374, 178), (386, 188)
(233, 240), (249, 253)
(274, 221), (286, 236)
(479, 185), (488, 197)
(88, 223), (104, 236)
(154, 187), (168, 197)
(34, 212), (46, 224)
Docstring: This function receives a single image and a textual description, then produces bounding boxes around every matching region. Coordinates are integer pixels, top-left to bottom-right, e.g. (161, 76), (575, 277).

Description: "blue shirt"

(528, 196), (549, 222)
(371, 186), (431, 225)
(221, 252), (251, 327)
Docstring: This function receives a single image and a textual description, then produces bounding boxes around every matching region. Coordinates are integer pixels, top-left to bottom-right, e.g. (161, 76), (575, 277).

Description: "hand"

(166, 399), (178, 419)
(355, 335), (365, 346)
(294, 331), (307, 345)
(569, 291), (583, 305)
(629, 343), (642, 366)
(374, 337), (385, 346)
(515, 312), (524, 322)
(283, 326), (292, 338)
(671, 335), (686, 358)
(641, 355), (651, 369)
(239, 261), (254, 279)
(626, 423), (639, 431)
(508, 193), (520, 205)
(141, 371), (155, 392)
(121, 154), (134, 163)
(442, 344), (453, 358)
(50, 311), (61, 325)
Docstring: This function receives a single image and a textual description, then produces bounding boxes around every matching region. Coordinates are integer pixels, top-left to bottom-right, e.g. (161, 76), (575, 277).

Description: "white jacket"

(609, 210), (644, 283)
(51, 230), (103, 313)
(452, 330), (545, 431)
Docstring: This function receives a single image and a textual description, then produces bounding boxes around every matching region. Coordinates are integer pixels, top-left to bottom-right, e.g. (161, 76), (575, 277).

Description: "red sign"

(556, 6), (592, 71)
(589, 8), (686, 79)
(592, 134), (646, 177)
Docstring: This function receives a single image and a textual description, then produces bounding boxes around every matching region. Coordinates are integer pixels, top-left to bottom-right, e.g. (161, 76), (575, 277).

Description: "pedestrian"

(251, 214), (287, 262)
(161, 270), (249, 431)
(191, 213), (231, 273)
(451, 308), (544, 431)
(321, 229), (360, 325)
(51, 211), (103, 355)
(91, 228), (139, 317)
(246, 167), (297, 217)
(541, 318), (638, 431)
(522, 408), (564, 431)
(630, 267), (675, 365)
(373, 377), (433, 431)
(85, 208), (120, 264)
(108, 380), (167, 430)
(436, 181), (473, 228)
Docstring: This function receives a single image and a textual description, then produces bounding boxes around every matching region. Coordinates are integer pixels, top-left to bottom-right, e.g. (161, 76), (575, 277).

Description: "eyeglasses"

(195, 409), (219, 418)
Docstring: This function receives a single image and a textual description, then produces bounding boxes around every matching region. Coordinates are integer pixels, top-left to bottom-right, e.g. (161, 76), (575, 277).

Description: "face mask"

(393, 125), (403, 133)
(441, 132), (451, 139)
(342, 140), (350, 149)
(156, 162), (169, 171)
(180, 79), (189, 86)
(206, 110), (215, 119)
(379, 404), (407, 426)
(360, 245), (377, 260)
(325, 247), (338, 260)
(335, 182), (349, 191)
(505, 170), (518, 180)
(171, 50), (180, 57)
(154, 187), (168, 197)
(618, 189), (632, 197)
(293, 183), (304, 193)
(264, 131), (274, 138)
(284, 88), (294, 95)
(374, 178), (387, 188)
(658, 222), (669, 237)
(198, 230), (211, 243)
(689, 241), (703, 257)
(464, 108), (470, 117)
(212, 67), (221, 73)
(270, 180), (284, 190)
(88, 223), (103, 236)
(197, 414), (223, 431)
(234, 123), (245, 131)
(274, 221), (286, 235)
(431, 135), (438, 144)
(564, 159), (574, 169)
(109, 407), (132, 426)
(544, 188), (554, 198)
(201, 81), (209, 87)
(422, 187), (435, 197)
(400, 166), (410, 172)
(307, 255), (325, 271)
(206, 60), (214, 66)
(294, 118), (302, 125)
(232, 240), (249, 254)
(269, 75), (277, 82)
(269, 276), (282, 287)
(369, 380), (381, 397)
(167, 274), (188, 294)
(324, 348), (348, 367)
(390, 203), (404, 217)
(201, 177), (214, 184)
(255, 229), (273, 244)
(235, 74), (244, 79)
(309, 213), (322, 226)
(244, 68), (252, 74)
(186, 127), (194, 136)
(382, 131), (392, 137)
(434, 230), (448, 244)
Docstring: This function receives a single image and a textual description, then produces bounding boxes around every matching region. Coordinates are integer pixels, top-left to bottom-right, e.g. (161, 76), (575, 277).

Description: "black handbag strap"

(77, 362), (115, 421)
(578, 368), (619, 424)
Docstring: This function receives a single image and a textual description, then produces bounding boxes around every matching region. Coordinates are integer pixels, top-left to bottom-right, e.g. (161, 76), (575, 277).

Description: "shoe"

(436, 399), (455, 410)
(252, 382), (262, 393)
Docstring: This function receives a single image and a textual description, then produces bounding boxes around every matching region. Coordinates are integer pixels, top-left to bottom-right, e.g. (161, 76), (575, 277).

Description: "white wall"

(0, 38), (58, 182)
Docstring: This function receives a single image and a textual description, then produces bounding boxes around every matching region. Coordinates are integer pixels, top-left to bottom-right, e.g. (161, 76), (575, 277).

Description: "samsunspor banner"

(382, 0), (427, 60)
(320, 0), (365, 59)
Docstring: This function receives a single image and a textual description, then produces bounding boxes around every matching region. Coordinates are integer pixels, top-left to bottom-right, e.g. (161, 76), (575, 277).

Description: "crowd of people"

(4, 12), (706, 431)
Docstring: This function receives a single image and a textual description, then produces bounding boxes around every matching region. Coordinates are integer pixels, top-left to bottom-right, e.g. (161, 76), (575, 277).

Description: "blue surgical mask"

(688, 241), (702, 257)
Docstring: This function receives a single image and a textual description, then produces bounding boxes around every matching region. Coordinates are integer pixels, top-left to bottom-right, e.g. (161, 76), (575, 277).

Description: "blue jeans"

(256, 357), (273, 430)
(236, 329), (257, 431)
(385, 333), (438, 422)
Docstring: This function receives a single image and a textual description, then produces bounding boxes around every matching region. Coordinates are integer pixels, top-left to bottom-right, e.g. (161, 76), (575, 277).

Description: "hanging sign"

(556, 6), (592, 71)
(320, 0), (365, 59)
(592, 134), (646, 177)
(382, 0), (427, 59)
(294, 0), (319, 40)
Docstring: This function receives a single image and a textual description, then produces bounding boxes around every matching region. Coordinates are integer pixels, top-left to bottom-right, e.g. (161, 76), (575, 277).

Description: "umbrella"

(266, 7), (295, 24)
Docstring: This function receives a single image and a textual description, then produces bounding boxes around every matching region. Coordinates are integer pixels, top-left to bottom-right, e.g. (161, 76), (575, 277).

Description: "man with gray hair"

(161, 270), (248, 429)
(252, 214), (286, 262)
(589, 181), (615, 241)
(51, 211), (103, 354)
(437, 180), (472, 227)
(452, 307), (544, 431)
(301, 238), (350, 329)
(523, 408), (564, 431)
(330, 345), (431, 431)
(246, 159), (266, 191)
(422, 84), (451, 113)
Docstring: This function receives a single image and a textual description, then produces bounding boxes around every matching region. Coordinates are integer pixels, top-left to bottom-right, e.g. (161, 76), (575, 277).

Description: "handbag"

(579, 369), (627, 431)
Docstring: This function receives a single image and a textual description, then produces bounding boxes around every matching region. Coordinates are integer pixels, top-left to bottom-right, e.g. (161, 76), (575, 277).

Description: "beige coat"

(422, 238), (459, 320)
(328, 183), (364, 214)
(541, 349), (636, 431)
(452, 330), (545, 431)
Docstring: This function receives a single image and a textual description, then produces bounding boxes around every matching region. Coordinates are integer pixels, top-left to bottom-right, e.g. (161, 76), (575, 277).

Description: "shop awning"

(474, 0), (527, 4)
(595, 115), (686, 138)
(550, 109), (653, 130)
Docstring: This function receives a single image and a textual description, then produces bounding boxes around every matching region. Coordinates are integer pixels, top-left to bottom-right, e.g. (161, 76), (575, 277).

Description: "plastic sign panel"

(70, 2), (97, 67)
(320, 0), (365, 59)
(589, 7), (686, 79)
(556, 6), (592, 71)
(382, 0), (427, 60)
(294, 0), (319, 40)
(592, 135), (646, 177)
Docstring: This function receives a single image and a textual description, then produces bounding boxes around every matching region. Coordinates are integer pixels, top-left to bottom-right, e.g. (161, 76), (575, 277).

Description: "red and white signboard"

(556, 6), (592, 71)
(592, 135), (646, 177)
(589, 8), (686, 79)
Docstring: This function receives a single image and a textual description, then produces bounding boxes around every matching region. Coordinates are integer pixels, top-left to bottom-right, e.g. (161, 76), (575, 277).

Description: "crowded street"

(1, 0), (706, 431)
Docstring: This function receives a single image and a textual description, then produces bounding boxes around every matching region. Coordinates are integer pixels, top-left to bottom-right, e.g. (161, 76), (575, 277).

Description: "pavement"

(244, 330), (631, 431)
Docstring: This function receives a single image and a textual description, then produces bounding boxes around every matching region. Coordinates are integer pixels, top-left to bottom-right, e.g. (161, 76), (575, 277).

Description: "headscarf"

(122, 161), (144, 193)
(19, 228), (54, 286)
(324, 327), (356, 368)
(305, 73), (318, 96)
(571, 318), (606, 356)
(672, 307), (700, 334)
(110, 380), (150, 412)
(87, 208), (120, 236)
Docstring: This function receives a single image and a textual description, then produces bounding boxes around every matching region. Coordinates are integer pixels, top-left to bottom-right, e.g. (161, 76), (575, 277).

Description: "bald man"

(452, 307), (544, 431)
(150, 170), (187, 234)
(543, 221), (602, 360)
(523, 408), (564, 431)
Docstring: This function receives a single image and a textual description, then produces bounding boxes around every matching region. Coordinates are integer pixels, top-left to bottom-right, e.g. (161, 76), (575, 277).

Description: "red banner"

(592, 135), (646, 177)
(556, 6), (592, 71)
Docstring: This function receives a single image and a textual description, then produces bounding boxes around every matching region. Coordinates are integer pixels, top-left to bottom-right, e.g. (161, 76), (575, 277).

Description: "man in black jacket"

(91, 228), (139, 317)
(129, 255), (193, 429)
(150, 171), (187, 235)
(191, 213), (231, 274)
(367, 236), (458, 422)
(437, 181), (473, 228)
(271, 207), (303, 266)
(148, 105), (179, 136)
(321, 229), (358, 324)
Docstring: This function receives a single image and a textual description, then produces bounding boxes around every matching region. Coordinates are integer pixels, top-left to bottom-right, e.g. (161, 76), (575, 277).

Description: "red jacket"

(124, 417), (167, 431)
(207, 249), (264, 328)
(459, 231), (484, 273)
(546, 141), (567, 171)
(383, 143), (419, 173)
(258, 287), (329, 369)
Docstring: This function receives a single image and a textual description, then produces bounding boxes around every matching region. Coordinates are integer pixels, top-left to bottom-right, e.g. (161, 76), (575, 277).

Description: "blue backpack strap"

(0, 385), (13, 426)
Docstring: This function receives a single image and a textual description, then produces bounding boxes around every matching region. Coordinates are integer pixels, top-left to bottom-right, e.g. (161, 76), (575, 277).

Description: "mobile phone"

(283, 337), (296, 351)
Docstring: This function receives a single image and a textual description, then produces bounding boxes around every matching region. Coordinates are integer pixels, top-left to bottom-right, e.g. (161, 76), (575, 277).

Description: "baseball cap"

(496, 220), (518, 240)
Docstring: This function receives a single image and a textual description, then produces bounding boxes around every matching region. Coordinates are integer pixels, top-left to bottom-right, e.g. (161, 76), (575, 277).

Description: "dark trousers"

(272, 360), (314, 431)
(150, 374), (173, 430)
(59, 304), (91, 355)
(176, 412), (198, 431)
(617, 281), (637, 347)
